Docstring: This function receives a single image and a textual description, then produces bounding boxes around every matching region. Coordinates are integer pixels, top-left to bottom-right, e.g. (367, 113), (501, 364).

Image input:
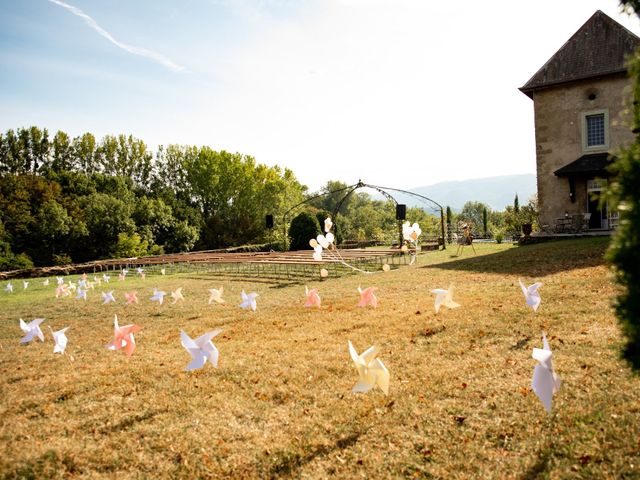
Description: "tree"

(35, 200), (72, 261)
(459, 201), (490, 232)
(606, 7), (640, 370)
(482, 207), (488, 236)
(288, 211), (320, 250)
(514, 193), (520, 214)
(446, 206), (453, 243)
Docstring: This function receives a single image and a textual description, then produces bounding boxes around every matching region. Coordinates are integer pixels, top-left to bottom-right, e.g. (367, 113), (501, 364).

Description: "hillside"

(389, 174), (536, 211)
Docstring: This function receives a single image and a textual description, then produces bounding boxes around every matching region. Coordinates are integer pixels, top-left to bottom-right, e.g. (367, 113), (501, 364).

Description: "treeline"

(0, 126), (306, 269)
(0, 126), (527, 271)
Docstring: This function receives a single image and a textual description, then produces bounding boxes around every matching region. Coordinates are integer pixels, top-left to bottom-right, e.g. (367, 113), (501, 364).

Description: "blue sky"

(1, 0), (639, 192)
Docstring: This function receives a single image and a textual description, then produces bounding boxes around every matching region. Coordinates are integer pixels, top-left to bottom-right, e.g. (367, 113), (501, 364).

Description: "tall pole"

(440, 208), (446, 250)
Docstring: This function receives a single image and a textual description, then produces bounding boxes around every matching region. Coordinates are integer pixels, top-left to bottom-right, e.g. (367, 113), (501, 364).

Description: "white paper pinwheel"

(42, 279), (50, 286)
(519, 279), (543, 312)
(102, 291), (116, 304)
(531, 333), (561, 413)
(160, 268), (166, 275)
(67, 280), (77, 292)
(78, 279), (87, 289)
(239, 290), (258, 311)
(430, 285), (460, 314)
(76, 288), (88, 301)
(208, 287), (225, 304)
(49, 326), (69, 354)
(102, 274), (110, 283)
(171, 287), (185, 304)
(20, 318), (45, 344)
(122, 269), (129, 277)
(118, 273), (126, 282)
(348, 341), (389, 395)
(23, 281), (29, 290)
(136, 267), (144, 275)
(150, 289), (167, 305)
(4, 282), (13, 293)
(56, 276), (64, 285)
(180, 329), (222, 370)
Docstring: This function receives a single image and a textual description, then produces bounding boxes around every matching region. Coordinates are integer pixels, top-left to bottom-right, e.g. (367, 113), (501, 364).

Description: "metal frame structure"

(281, 180), (445, 251)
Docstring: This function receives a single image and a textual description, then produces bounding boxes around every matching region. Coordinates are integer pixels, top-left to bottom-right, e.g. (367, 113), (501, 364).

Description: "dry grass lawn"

(1, 237), (639, 479)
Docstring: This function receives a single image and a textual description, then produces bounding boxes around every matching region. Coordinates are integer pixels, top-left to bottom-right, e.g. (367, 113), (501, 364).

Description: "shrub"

(606, 38), (640, 371)
(494, 229), (504, 244)
(288, 212), (321, 251)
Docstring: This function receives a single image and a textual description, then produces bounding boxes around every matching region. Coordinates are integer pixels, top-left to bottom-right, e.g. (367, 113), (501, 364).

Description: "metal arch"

(280, 180), (446, 250)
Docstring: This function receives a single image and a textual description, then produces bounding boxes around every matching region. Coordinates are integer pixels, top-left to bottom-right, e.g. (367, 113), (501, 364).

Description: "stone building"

(520, 10), (639, 231)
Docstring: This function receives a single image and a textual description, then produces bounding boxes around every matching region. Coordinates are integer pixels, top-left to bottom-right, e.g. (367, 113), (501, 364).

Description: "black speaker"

(265, 214), (274, 229)
(395, 204), (406, 221)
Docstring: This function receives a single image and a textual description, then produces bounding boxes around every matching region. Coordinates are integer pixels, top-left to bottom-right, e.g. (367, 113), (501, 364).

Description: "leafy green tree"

(606, 7), (640, 370)
(459, 201), (490, 232)
(288, 211), (321, 250)
(72, 133), (98, 174)
(78, 193), (135, 260)
(514, 193), (520, 213)
(112, 232), (150, 258)
(35, 199), (72, 262)
(51, 130), (74, 173)
(482, 207), (488, 236)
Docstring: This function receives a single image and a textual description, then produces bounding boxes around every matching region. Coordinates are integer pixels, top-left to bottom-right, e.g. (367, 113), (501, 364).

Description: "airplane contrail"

(47, 0), (186, 73)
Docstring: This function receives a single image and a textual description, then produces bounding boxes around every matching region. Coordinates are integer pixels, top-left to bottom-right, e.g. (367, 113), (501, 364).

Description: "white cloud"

(46, 0), (186, 73)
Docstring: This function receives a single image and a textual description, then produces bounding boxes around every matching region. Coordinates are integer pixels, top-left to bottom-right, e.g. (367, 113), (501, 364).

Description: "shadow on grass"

(424, 238), (610, 277)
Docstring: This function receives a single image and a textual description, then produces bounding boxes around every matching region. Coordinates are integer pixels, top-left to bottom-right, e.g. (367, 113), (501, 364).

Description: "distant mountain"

(384, 174), (537, 212)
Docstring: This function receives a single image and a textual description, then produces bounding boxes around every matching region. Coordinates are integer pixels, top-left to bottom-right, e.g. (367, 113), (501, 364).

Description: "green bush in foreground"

(607, 38), (640, 371)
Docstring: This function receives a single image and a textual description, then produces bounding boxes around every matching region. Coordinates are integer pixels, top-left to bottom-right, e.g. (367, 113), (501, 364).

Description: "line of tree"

(0, 126), (306, 269)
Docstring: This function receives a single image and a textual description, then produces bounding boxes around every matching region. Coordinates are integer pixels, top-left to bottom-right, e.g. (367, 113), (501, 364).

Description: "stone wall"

(532, 74), (635, 228)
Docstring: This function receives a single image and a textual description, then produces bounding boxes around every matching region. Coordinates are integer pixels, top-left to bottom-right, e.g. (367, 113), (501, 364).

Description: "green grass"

(1, 238), (639, 479)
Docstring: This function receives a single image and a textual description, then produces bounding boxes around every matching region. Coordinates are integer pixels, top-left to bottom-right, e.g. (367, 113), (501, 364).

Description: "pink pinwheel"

(304, 286), (321, 308)
(125, 291), (139, 305)
(357, 286), (378, 308)
(106, 315), (142, 357)
(55, 284), (69, 298)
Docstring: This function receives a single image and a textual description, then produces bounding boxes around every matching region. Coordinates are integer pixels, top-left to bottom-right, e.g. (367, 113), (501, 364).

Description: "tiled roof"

(520, 11), (640, 98)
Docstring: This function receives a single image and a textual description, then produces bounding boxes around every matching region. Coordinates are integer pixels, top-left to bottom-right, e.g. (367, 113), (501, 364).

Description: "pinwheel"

(150, 289), (167, 305)
(19, 318), (45, 344)
(125, 291), (138, 305)
(208, 287), (225, 304)
(49, 326), (69, 354)
(180, 329), (222, 370)
(4, 283), (13, 293)
(171, 287), (185, 305)
(239, 291), (258, 311)
(304, 286), (321, 308)
(102, 291), (116, 304)
(532, 333), (561, 413)
(348, 340), (389, 395)
(430, 285), (460, 314)
(106, 315), (141, 357)
(357, 286), (378, 308)
(519, 279), (543, 312)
